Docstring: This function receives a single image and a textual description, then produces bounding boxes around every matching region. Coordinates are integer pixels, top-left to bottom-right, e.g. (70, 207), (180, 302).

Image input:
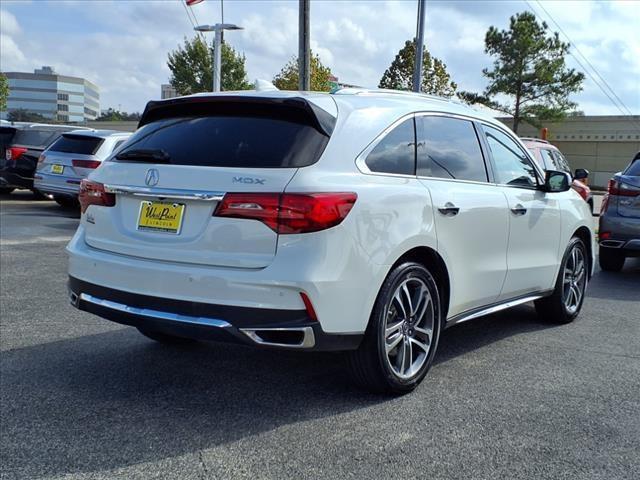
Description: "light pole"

(412, 0), (426, 93)
(194, 23), (243, 92)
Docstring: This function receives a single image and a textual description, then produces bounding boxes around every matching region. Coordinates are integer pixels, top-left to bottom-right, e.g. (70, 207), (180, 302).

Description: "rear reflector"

(79, 179), (116, 213)
(6, 147), (27, 162)
(72, 159), (102, 169)
(300, 292), (318, 322)
(214, 192), (357, 234)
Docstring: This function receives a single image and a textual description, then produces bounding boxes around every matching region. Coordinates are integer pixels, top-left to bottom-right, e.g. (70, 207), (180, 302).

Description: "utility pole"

(412, 0), (426, 93)
(194, 23), (243, 92)
(298, 0), (311, 91)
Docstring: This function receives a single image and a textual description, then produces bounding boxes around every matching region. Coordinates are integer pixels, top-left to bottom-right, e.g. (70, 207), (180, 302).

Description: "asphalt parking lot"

(1, 190), (638, 480)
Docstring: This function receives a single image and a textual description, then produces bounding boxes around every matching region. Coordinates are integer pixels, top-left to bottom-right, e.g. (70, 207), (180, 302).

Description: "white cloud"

(0, 9), (21, 36)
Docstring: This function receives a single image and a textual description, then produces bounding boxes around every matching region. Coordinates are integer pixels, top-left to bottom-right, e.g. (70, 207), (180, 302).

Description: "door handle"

(511, 204), (527, 216)
(438, 202), (460, 217)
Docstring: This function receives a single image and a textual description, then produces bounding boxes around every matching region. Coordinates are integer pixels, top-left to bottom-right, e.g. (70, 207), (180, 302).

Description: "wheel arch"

(390, 246), (451, 322)
(573, 225), (594, 278)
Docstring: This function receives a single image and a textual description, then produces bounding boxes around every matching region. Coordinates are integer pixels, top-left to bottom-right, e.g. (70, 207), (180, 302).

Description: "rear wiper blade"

(116, 148), (170, 163)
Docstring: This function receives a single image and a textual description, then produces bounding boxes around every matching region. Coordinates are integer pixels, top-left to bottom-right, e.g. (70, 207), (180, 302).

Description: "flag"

(186, 0), (204, 6)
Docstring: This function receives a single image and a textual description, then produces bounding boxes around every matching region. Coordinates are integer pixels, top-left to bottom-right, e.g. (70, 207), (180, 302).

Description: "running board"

(446, 292), (550, 327)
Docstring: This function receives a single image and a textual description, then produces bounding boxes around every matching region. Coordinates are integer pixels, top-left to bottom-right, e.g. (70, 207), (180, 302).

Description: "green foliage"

(458, 11), (585, 133)
(272, 52), (333, 91)
(379, 39), (457, 97)
(96, 108), (141, 121)
(6, 109), (48, 122)
(167, 36), (252, 94)
(0, 74), (8, 112)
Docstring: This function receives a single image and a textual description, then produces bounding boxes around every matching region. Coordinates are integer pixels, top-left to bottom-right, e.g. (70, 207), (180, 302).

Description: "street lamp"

(194, 23), (243, 92)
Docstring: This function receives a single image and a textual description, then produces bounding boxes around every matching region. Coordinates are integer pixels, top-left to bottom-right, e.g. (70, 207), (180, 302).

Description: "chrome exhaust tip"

(600, 240), (624, 248)
(69, 291), (79, 307)
(240, 326), (316, 349)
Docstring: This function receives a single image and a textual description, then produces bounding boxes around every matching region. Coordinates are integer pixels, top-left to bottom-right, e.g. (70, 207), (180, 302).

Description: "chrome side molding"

(103, 184), (225, 202)
(240, 327), (316, 349)
(78, 293), (232, 329)
(446, 293), (547, 326)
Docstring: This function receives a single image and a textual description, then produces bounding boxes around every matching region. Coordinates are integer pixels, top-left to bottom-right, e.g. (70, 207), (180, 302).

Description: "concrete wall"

(498, 115), (640, 188)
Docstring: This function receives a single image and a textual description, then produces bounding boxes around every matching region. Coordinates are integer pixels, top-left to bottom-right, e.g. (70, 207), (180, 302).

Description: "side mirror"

(543, 170), (571, 193)
(574, 168), (589, 180)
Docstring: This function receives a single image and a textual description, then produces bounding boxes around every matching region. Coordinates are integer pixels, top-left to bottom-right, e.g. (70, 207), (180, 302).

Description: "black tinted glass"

(417, 116), (487, 182)
(0, 127), (17, 147)
(365, 118), (415, 175)
(49, 135), (103, 155)
(117, 116), (329, 168)
(484, 126), (538, 188)
(11, 130), (59, 148)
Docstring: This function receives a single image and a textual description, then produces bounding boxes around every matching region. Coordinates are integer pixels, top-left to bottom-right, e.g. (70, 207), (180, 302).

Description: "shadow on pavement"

(2, 303), (559, 479)
(587, 257), (640, 301)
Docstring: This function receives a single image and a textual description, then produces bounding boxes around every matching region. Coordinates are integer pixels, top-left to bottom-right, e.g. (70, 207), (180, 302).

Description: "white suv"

(67, 89), (594, 393)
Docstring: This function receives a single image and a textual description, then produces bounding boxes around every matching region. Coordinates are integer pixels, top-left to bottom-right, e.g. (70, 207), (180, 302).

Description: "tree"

(0, 74), (8, 112)
(7, 109), (48, 122)
(272, 52), (332, 91)
(167, 36), (252, 94)
(458, 11), (585, 133)
(96, 108), (141, 121)
(379, 39), (457, 97)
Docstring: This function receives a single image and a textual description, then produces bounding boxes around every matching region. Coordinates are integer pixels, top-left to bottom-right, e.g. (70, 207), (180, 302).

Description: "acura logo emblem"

(145, 168), (159, 186)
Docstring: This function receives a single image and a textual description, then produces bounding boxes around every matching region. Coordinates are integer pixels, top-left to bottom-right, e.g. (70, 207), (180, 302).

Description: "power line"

(533, 0), (635, 118)
(525, 0), (638, 124)
(181, 0), (205, 41)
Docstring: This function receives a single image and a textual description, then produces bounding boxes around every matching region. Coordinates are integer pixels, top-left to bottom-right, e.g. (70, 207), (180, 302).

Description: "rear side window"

(117, 116), (329, 168)
(11, 129), (60, 148)
(365, 118), (416, 175)
(417, 116), (487, 182)
(49, 135), (104, 155)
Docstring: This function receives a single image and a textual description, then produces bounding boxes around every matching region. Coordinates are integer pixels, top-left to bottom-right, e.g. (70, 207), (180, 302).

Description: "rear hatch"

(84, 95), (335, 269)
(38, 133), (105, 180)
(613, 163), (640, 218)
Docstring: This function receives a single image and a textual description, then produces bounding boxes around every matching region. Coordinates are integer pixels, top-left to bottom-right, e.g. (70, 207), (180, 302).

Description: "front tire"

(137, 327), (196, 345)
(598, 247), (625, 272)
(347, 262), (441, 394)
(535, 237), (588, 324)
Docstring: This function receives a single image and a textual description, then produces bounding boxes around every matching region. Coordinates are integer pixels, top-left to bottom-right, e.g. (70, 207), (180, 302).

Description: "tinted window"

(417, 116), (487, 182)
(49, 134), (103, 155)
(550, 150), (571, 173)
(365, 118), (415, 175)
(117, 116), (329, 168)
(11, 129), (60, 148)
(484, 126), (538, 188)
(112, 140), (126, 153)
(625, 160), (640, 176)
(539, 148), (555, 170)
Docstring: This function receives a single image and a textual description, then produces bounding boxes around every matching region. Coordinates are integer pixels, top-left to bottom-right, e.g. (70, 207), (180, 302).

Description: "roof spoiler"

(138, 95), (336, 137)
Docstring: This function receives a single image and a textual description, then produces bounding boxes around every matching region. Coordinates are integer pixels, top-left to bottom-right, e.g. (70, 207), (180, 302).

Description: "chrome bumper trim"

(240, 327), (316, 349)
(78, 293), (232, 329)
(103, 184), (224, 202)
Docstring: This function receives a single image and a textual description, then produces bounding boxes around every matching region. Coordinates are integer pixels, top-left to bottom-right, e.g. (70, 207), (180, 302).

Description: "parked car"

(67, 90), (594, 394)
(0, 123), (90, 196)
(522, 138), (593, 213)
(0, 123), (22, 194)
(598, 154), (640, 271)
(34, 130), (131, 207)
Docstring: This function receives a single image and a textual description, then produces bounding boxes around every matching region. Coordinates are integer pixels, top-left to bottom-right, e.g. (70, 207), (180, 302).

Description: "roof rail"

(332, 87), (458, 104)
(520, 137), (550, 144)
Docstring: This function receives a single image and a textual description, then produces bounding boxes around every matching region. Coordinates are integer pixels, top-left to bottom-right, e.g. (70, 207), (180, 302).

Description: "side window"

(483, 126), (538, 188)
(417, 116), (488, 182)
(539, 148), (556, 171)
(112, 139), (126, 153)
(550, 150), (571, 174)
(365, 118), (415, 175)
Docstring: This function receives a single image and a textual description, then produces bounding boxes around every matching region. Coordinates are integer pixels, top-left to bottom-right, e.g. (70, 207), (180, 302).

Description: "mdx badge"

(233, 176), (266, 185)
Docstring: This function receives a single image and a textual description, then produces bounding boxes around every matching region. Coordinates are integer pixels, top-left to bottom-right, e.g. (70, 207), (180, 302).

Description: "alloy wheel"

(563, 244), (586, 315)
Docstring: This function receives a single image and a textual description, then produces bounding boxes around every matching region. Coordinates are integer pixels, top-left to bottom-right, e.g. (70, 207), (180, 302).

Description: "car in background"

(598, 153), (640, 271)
(522, 138), (593, 213)
(1, 123), (90, 197)
(34, 130), (131, 207)
(0, 123), (22, 194)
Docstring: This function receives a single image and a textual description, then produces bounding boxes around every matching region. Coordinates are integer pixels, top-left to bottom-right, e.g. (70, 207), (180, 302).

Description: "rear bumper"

(68, 276), (362, 351)
(599, 212), (640, 256)
(34, 171), (81, 196)
(0, 169), (33, 190)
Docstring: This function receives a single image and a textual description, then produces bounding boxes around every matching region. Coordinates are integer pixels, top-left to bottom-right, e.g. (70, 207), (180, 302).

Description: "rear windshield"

(49, 134), (103, 155)
(625, 160), (640, 176)
(116, 116), (329, 168)
(11, 129), (61, 148)
(0, 127), (17, 148)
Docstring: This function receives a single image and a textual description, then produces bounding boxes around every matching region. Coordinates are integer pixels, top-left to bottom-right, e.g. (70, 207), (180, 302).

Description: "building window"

(58, 104), (69, 112)
(84, 107), (97, 117)
(57, 93), (69, 101)
(57, 114), (69, 122)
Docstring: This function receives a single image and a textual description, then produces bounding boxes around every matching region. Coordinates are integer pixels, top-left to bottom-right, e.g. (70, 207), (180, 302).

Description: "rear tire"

(137, 327), (196, 345)
(54, 195), (79, 208)
(535, 237), (588, 324)
(598, 247), (625, 272)
(347, 262), (441, 394)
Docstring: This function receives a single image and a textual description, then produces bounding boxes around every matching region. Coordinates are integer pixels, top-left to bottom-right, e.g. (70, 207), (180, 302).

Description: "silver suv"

(598, 152), (640, 271)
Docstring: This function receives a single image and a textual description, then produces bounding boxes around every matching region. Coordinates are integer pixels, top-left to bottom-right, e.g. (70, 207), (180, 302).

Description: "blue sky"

(1, 0), (638, 116)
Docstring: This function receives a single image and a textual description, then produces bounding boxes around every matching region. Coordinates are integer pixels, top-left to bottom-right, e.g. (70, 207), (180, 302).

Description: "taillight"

(72, 159), (102, 169)
(6, 147), (27, 162)
(214, 192), (357, 234)
(79, 179), (116, 214)
(608, 179), (640, 197)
